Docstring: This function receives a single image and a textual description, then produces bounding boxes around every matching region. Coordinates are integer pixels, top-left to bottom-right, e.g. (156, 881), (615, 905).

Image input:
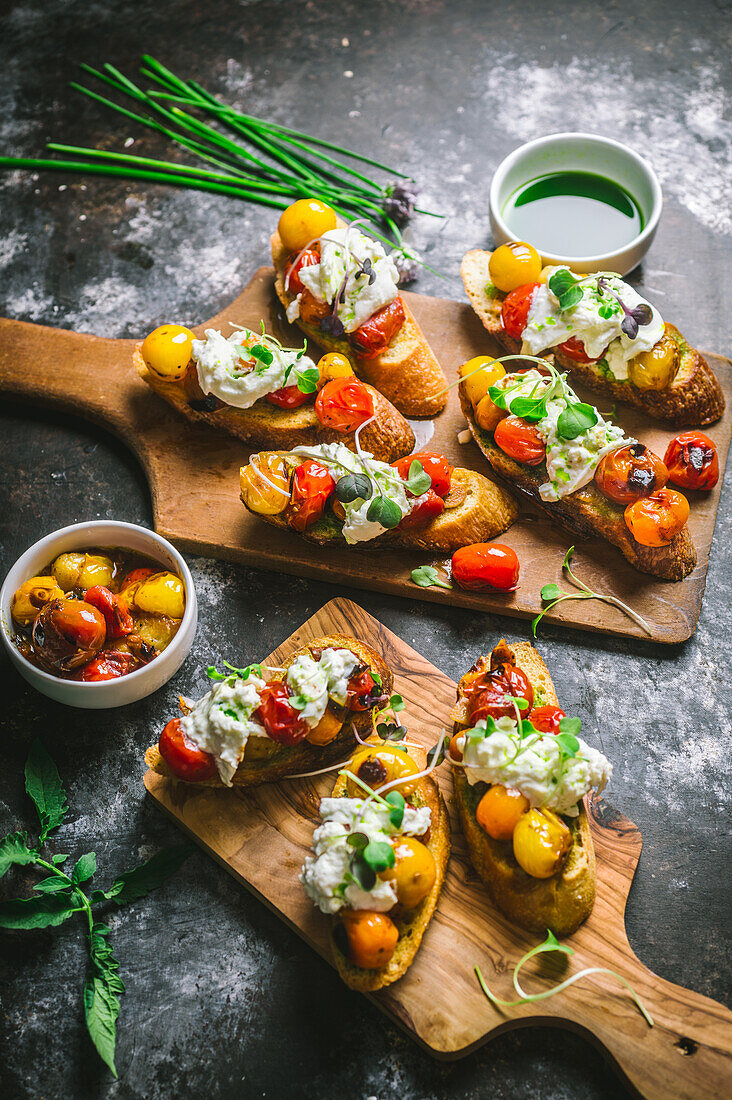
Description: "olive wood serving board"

(1, 270), (730, 642)
(143, 598), (732, 1094)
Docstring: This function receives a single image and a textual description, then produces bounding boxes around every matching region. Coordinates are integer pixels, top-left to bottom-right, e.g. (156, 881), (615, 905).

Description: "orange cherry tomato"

(159, 717), (218, 781)
(31, 598), (107, 672)
(391, 452), (452, 497)
(284, 247), (320, 296)
(314, 376), (375, 432)
(255, 682), (310, 745)
(493, 416), (546, 466)
(448, 733), (464, 762)
(451, 543), (520, 592)
(350, 298), (406, 359)
(339, 910), (399, 969)
(398, 488), (445, 530)
(83, 585), (133, 639)
(624, 487), (690, 547)
(500, 282), (539, 340)
(121, 567), (156, 588)
(529, 705), (566, 734)
(265, 383), (311, 409)
(289, 459), (336, 532)
(557, 336), (607, 364)
(464, 663), (534, 723)
(664, 432), (719, 491)
(594, 443), (669, 505)
(476, 785), (530, 841)
(74, 650), (139, 681)
(299, 289), (331, 324)
(345, 666), (384, 711)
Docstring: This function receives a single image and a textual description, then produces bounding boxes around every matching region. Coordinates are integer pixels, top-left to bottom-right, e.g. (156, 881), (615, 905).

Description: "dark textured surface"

(1, 1), (731, 1097)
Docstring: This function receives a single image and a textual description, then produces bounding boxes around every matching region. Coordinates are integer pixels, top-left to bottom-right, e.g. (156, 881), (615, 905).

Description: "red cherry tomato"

(345, 667), (384, 711)
(121, 567), (156, 588)
(289, 459), (336, 532)
(493, 416), (547, 466)
(159, 717), (218, 781)
(31, 599), (107, 672)
(391, 452), (453, 497)
(451, 543), (520, 591)
(594, 443), (669, 505)
(529, 705), (566, 735)
(350, 298), (406, 359)
(284, 247), (320, 296)
(500, 283), (539, 340)
(256, 682), (310, 745)
(265, 383), (311, 409)
(466, 665), (534, 724)
(83, 585), (133, 639)
(557, 336), (607, 364)
(314, 376), (375, 432)
(624, 487), (690, 547)
(398, 489), (445, 530)
(74, 650), (139, 681)
(664, 432), (719, 491)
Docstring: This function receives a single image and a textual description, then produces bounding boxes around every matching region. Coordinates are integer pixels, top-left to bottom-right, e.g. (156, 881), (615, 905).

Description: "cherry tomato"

(266, 383), (311, 409)
(256, 682), (310, 745)
(314, 376), (375, 432)
(467, 661), (534, 723)
(493, 416), (546, 466)
(451, 543), (520, 592)
(594, 443), (669, 505)
(83, 585), (133, 639)
(398, 489), (445, 530)
(500, 282), (539, 340)
(299, 290), (331, 324)
(529, 705), (566, 735)
(31, 599), (107, 672)
(159, 717), (218, 781)
(121, 567), (155, 589)
(345, 666), (384, 711)
(664, 432), (719, 491)
(489, 242), (542, 294)
(448, 732), (464, 762)
(476, 785), (530, 841)
(278, 199), (336, 252)
(350, 298), (406, 358)
(74, 651), (139, 681)
(289, 460), (336, 532)
(557, 336), (606, 364)
(284, 247), (320, 296)
(391, 452), (452, 498)
(624, 487), (690, 547)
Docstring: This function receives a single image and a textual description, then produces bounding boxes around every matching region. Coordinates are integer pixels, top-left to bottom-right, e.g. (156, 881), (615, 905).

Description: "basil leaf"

(556, 732), (580, 757)
(24, 740), (68, 843)
(0, 832), (37, 879)
(385, 791), (405, 830)
(0, 893), (80, 930)
(363, 839), (395, 873)
(295, 366), (319, 394)
(541, 583), (563, 601)
(366, 495), (402, 529)
(335, 472), (372, 503)
(405, 460), (431, 496)
(72, 852), (97, 884)
(101, 845), (194, 907)
(410, 565), (453, 590)
(559, 716), (582, 737)
(556, 402), (598, 440)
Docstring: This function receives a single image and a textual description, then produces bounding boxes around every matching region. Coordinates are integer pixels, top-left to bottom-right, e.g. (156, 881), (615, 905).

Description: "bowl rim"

(488, 131), (663, 266)
(0, 520), (195, 693)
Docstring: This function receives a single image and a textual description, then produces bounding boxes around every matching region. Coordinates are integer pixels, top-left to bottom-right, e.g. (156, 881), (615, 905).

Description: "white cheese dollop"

(297, 226), (399, 332)
(285, 647), (359, 725)
(191, 327), (316, 409)
(180, 672), (267, 787)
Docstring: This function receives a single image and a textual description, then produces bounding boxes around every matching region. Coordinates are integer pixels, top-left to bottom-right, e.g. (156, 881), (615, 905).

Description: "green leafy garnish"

(555, 732), (580, 758)
(389, 694), (405, 713)
(385, 791), (405, 829)
(294, 366), (320, 394)
(366, 494), (402, 529)
(556, 401), (598, 440)
(404, 459), (432, 496)
(207, 661), (262, 681)
(410, 565), (453, 590)
(335, 472), (372, 503)
(250, 343), (274, 366)
(532, 547), (652, 638)
(548, 269), (584, 311)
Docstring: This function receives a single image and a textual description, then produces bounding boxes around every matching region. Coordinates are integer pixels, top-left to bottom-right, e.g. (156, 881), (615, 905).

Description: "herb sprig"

(533, 547), (652, 637)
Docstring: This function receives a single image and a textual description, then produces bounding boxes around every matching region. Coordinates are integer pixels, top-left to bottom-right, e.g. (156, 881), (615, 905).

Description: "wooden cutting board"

(143, 598), (732, 1095)
(1, 270), (730, 642)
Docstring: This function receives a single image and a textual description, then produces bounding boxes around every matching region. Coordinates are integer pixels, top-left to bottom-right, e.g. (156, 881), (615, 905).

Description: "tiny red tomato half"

(557, 336), (607, 364)
(159, 717), (218, 781)
(83, 585), (133, 639)
(284, 247), (320, 296)
(74, 650), (139, 681)
(314, 376), (375, 432)
(345, 667), (384, 711)
(289, 460), (336, 532)
(451, 543), (520, 592)
(397, 489), (445, 530)
(529, 705), (566, 735)
(500, 282), (539, 340)
(493, 416), (546, 466)
(266, 383), (311, 409)
(255, 682), (310, 745)
(466, 664), (534, 723)
(664, 432), (719, 491)
(391, 452), (452, 497)
(350, 298), (406, 358)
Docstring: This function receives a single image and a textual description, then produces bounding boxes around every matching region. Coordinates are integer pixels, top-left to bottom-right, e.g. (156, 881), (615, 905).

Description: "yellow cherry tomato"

(316, 352), (354, 387)
(133, 613), (180, 652)
(52, 552), (86, 591)
(474, 394), (507, 432)
(240, 454), (290, 516)
(12, 576), (65, 625)
(489, 241), (542, 293)
(380, 837), (436, 909)
(77, 554), (114, 590)
(346, 746), (421, 799)
(306, 709), (344, 745)
(141, 325), (195, 381)
(476, 785), (529, 841)
(512, 808), (571, 878)
(627, 333), (678, 391)
(539, 265), (558, 284)
(277, 199), (337, 253)
(339, 910), (398, 969)
(458, 357), (505, 408)
(133, 572), (186, 619)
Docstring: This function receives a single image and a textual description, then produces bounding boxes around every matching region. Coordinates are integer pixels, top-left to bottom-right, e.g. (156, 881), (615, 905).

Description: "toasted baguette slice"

(329, 739), (450, 990)
(134, 345), (415, 464)
(458, 386), (696, 581)
(452, 640), (596, 937)
(461, 249), (725, 427)
(240, 452), (519, 552)
(144, 634), (392, 788)
(272, 230), (448, 418)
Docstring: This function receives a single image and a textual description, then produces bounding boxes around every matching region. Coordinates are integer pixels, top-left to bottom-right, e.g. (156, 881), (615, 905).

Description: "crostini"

(272, 198), (448, 418)
(302, 734), (449, 990)
(239, 442), (519, 551)
(450, 639), (611, 936)
(457, 357), (697, 580)
(461, 243), (724, 427)
(135, 324), (415, 464)
(144, 634), (392, 787)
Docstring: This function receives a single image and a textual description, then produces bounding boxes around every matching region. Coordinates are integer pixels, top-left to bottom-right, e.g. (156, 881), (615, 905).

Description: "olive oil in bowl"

(502, 171), (644, 259)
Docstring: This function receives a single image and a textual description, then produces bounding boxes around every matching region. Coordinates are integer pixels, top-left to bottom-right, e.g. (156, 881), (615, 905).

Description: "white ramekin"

(488, 133), (663, 275)
(1, 521), (197, 709)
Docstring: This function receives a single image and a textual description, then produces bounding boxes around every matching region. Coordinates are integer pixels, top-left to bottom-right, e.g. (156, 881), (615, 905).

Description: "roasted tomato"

(391, 452), (452, 497)
(74, 650), (139, 681)
(299, 290), (331, 324)
(338, 910), (398, 969)
(120, 567), (156, 591)
(314, 376), (375, 432)
(350, 297), (406, 358)
(664, 432), (719, 491)
(476, 785), (530, 841)
(466, 663), (534, 723)
(31, 599), (107, 673)
(529, 705), (566, 734)
(451, 543), (520, 591)
(493, 416), (546, 466)
(500, 282), (539, 340)
(594, 443), (669, 505)
(265, 382), (311, 409)
(284, 246), (320, 296)
(624, 487), (690, 547)
(557, 336), (606, 364)
(159, 717), (217, 781)
(289, 459), (336, 532)
(256, 682), (309, 745)
(345, 666), (385, 711)
(83, 585), (133, 639)
(397, 489), (445, 530)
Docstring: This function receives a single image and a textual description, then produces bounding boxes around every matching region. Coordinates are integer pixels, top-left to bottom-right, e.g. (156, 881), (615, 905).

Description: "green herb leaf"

(487, 382), (510, 411)
(24, 740), (68, 844)
(295, 366), (319, 394)
(220, 706), (240, 720)
(556, 402), (598, 440)
(72, 853), (97, 884)
(562, 545), (576, 570)
(250, 343), (274, 366)
(0, 832), (37, 879)
(0, 893), (80, 930)
(410, 565), (452, 590)
(33, 876), (73, 895)
(100, 845), (194, 907)
(510, 394), (549, 423)
(52, 853), (69, 865)
(541, 583), (563, 601)
(376, 721), (407, 742)
(385, 791), (405, 830)
(349, 855), (376, 891)
(366, 494), (402, 529)
(363, 839), (395, 873)
(548, 270), (583, 311)
(372, 671), (382, 687)
(405, 460), (432, 496)
(346, 831), (369, 852)
(335, 472), (372, 503)
(558, 717), (582, 737)
(555, 732), (580, 757)
(84, 928), (123, 1082)
(389, 694), (405, 713)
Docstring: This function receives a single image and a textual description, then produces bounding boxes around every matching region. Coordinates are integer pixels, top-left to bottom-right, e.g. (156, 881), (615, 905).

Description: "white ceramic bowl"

(489, 133), (663, 275)
(1, 521), (197, 709)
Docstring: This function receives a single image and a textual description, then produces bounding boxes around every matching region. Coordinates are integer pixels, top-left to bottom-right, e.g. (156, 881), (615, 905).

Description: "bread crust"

(144, 634), (392, 788)
(461, 248), (725, 427)
(452, 640), (596, 937)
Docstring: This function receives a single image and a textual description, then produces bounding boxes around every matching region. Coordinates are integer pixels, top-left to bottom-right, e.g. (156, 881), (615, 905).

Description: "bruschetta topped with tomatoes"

(272, 198), (448, 418)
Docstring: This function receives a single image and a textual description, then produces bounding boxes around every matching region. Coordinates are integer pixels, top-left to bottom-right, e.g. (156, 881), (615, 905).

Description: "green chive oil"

(502, 171), (644, 257)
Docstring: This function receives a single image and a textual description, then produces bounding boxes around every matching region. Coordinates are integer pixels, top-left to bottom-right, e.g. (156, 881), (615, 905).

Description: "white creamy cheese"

(296, 226), (399, 332)
(316, 647), (360, 707)
(301, 797), (432, 915)
(285, 647), (359, 724)
(181, 671), (267, 786)
(191, 327), (316, 409)
(520, 270), (664, 381)
(459, 716), (611, 816)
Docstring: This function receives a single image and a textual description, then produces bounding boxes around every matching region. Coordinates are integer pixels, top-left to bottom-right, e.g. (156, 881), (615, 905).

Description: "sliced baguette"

(329, 739), (450, 990)
(272, 230), (448, 418)
(134, 344), (415, 464)
(144, 634), (392, 788)
(240, 453), (519, 552)
(452, 640), (596, 937)
(461, 248), (725, 427)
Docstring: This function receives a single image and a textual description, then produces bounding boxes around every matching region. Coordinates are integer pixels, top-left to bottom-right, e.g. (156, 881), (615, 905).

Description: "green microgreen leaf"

(558, 717), (582, 738)
(389, 694), (405, 713)
(405, 460), (432, 496)
(540, 583), (563, 601)
(366, 494), (402, 529)
(335, 472), (372, 503)
(249, 343), (273, 366)
(555, 733), (580, 757)
(363, 839), (395, 873)
(346, 831), (369, 852)
(556, 402), (598, 440)
(410, 565), (453, 590)
(548, 269), (583, 311)
(0, 832), (37, 878)
(295, 366), (320, 394)
(385, 791), (405, 830)
(24, 740), (68, 844)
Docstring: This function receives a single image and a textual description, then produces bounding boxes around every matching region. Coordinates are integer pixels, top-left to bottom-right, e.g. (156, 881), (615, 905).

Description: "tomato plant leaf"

(0, 893), (80, 930)
(24, 740), (68, 843)
(0, 832), (37, 879)
(72, 852), (97, 884)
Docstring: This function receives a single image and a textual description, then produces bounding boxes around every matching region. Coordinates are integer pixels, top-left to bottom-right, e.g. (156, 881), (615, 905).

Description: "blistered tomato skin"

(529, 705), (566, 735)
(476, 785), (530, 841)
(74, 651), (139, 681)
(240, 454), (290, 516)
(345, 667), (384, 711)
(463, 662), (534, 723)
(340, 910), (399, 969)
(265, 383), (311, 409)
(664, 432), (719, 491)
(284, 247), (320, 295)
(289, 460), (336, 532)
(134, 573), (186, 619)
(500, 283), (540, 340)
(31, 599), (107, 672)
(278, 199), (336, 252)
(392, 452), (452, 498)
(159, 717), (217, 781)
(493, 416), (546, 466)
(451, 543), (520, 592)
(350, 298), (406, 358)
(489, 242), (542, 294)
(594, 443), (669, 505)
(557, 336), (607, 364)
(314, 377), (375, 432)
(624, 487), (690, 547)
(397, 489), (445, 530)
(83, 586), (133, 639)
(316, 352), (353, 386)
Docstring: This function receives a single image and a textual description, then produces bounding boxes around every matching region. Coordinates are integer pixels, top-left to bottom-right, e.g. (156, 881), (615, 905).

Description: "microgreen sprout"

(532, 547), (652, 637)
(410, 565), (453, 590)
